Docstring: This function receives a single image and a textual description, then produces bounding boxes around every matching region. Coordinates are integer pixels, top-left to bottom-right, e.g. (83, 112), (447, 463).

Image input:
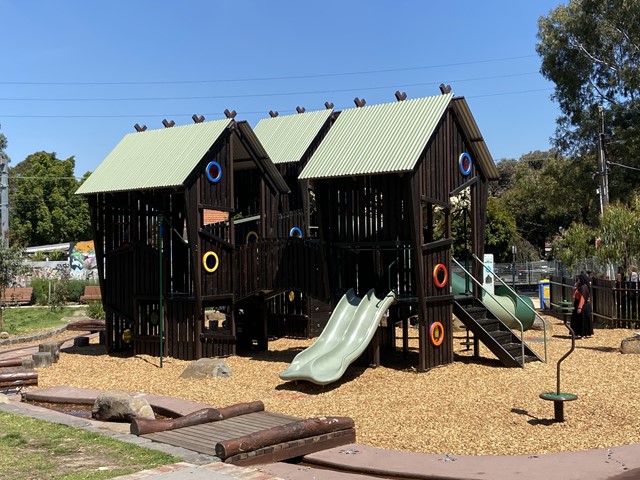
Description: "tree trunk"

(39, 343), (61, 363)
(32, 352), (52, 368)
(215, 416), (354, 460)
(131, 400), (265, 435)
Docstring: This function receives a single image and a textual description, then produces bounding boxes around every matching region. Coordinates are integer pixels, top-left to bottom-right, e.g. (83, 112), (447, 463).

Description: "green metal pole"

(158, 214), (164, 368)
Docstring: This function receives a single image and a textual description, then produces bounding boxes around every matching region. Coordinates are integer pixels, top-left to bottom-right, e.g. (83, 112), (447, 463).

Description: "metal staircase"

(453, 293), (542, 367)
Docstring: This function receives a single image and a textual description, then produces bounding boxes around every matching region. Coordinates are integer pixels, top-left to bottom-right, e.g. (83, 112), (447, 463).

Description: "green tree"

(552, 222), (596, 272)
(595, 200), (640, 274)
(501, 150), (598, 255)
(537, 0), (640, 201)
(484, 197), (518, 263)
(9, 152), (91, 246)
(0, 243), (26, 329)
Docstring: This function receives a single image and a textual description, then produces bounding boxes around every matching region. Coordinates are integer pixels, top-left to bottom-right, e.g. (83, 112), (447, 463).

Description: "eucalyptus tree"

(537, 0), (640, 201)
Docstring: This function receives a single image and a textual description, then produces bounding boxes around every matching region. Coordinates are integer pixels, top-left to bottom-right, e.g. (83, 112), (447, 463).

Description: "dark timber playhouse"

(77, 91), (502, 373)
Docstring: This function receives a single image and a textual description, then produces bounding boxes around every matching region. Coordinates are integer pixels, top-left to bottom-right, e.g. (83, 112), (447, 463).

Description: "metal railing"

(472, 254), (548, 363)
(452, 258), (527, 366)
(451, 255), (547, 368)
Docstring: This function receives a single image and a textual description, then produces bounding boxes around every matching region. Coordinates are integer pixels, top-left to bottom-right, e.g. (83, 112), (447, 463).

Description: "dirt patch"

(14, 315), (640, 456)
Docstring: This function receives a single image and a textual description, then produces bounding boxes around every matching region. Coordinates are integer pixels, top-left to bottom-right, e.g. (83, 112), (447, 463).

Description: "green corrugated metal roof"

(254, 109), (333, 164)
(299, 94), (453, 180)
(76, 119), (232, 195)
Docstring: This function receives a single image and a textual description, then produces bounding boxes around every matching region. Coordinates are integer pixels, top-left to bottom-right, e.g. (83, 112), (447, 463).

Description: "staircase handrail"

(472, 254), (547, 363)
(452, 257), (526, 366)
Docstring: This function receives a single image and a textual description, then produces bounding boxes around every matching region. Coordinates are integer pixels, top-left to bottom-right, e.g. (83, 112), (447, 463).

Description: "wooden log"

(131, 400), (264, 435)
(217, 400), (264, 419)
(39, 343), (60, 363)
(32, 352), (52, 368)
(0, 358), (23, 368)
(132, 408), (222, 435)
(0, 371), (38, 388)
(215, 416), (355, 460)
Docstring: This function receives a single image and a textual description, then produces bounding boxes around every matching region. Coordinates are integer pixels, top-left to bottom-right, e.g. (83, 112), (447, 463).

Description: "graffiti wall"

(69, 240), (98, 280)
(14, 241), (99, 286)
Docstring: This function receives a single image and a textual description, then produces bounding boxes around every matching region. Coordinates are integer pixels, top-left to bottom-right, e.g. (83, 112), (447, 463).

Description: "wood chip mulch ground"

(7, 315), (640, 457)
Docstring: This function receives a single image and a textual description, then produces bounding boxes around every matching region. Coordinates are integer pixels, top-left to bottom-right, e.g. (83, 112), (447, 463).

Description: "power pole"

(597, 105), (610, 215)
(0, 157), (7, 241)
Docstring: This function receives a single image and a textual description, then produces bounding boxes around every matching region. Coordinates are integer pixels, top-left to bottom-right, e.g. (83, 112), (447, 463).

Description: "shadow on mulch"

(275, 363), (371, 394)
(60, 344), (110, 357)
(511, 408), (557, 426)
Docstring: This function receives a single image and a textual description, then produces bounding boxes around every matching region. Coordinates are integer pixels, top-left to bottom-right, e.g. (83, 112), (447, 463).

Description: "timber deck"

(20, 386), (356, 467)
(141, 410), (356, 466)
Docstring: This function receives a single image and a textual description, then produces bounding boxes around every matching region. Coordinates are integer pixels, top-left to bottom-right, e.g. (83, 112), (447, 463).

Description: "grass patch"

(0, 411), (179, 480)
(2, 306), (82, 335)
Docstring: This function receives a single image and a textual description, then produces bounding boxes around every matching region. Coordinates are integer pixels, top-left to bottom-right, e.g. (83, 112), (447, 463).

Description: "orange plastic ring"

(429, 321), (444, 347)
(433, 263), (448, 288)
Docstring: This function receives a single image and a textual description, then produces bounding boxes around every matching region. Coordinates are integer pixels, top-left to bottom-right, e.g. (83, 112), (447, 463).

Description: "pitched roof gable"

(254, 109), (333, 164)
(299, 94), (453, 180)
(77, 119), (232, 195)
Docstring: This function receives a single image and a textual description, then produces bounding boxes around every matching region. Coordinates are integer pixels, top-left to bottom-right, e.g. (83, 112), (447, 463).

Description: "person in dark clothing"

(571, 273), (593, 339)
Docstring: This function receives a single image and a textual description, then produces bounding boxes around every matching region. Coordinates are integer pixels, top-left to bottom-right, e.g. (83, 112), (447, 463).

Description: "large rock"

(620, 335), (640, 354)
(180, 358), (232, 379)
(92, 390), (155, 422)
(0, 332), (9, 340)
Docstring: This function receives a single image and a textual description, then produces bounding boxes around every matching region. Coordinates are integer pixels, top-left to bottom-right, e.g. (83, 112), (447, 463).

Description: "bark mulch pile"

(13, 315), (640, 456)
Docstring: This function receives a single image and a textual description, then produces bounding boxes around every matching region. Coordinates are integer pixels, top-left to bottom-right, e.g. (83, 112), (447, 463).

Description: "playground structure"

(77, 90), (541, 377)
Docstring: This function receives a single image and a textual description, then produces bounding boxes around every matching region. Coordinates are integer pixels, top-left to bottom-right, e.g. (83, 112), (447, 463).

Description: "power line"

(0, 72), (540, 102)
(607, 161), (640, 172)
(0, 55), (538, 86)
(0, 87), (555, 119)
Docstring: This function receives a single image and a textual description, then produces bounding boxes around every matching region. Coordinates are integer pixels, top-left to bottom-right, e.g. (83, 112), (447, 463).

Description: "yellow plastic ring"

(429, 321), (444, 347)
(433, 263), (448, 288)
(245, 231), (259, 244)
(202, 251), (219, 273)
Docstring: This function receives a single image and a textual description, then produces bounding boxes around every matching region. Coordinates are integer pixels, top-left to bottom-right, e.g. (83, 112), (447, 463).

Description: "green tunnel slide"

(451, 272), (535, 331)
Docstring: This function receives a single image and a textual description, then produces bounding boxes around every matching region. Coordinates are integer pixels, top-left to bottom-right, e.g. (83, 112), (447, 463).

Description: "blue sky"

(1, 1), (565, 176)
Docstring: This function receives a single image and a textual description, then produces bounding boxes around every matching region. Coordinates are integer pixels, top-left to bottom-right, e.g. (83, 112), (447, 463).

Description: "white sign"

(483, 253), (495, 296)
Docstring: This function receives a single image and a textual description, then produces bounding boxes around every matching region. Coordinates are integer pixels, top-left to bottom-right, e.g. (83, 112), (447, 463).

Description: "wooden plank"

(141, 411), (301, 452)
(131, 401), (264, 435)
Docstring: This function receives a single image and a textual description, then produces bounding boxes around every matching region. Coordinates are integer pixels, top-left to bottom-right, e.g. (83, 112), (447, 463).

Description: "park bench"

(79, 285), (101, 303)
(1, 287), (34, 306)
(66, 319), (106, 332)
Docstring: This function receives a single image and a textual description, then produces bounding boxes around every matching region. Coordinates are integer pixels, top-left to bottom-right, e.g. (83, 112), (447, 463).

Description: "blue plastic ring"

(206, 161), (223, 183)
(289, 227), (302, 238)
(459, 153), (472, 176)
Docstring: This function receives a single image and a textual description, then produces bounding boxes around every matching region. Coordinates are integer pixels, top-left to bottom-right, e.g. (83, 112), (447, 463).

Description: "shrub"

(85, 300), (105, 320)
(30, 278), (90, 305)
